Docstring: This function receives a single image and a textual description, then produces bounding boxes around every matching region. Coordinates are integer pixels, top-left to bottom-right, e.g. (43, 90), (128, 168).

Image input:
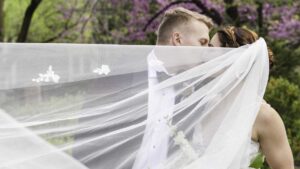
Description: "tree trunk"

(0, 0), (4, 41)
(17, 0), (42, 42)
(256, 1), (264, 36)
(191, 0), (223, 25)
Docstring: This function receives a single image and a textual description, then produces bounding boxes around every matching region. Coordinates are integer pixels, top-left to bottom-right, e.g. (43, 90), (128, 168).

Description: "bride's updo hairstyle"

(216, 26), (274, 69)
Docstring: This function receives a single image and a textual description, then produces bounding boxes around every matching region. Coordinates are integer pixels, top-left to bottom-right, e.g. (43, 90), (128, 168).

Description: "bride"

(209, 26), (294, 169)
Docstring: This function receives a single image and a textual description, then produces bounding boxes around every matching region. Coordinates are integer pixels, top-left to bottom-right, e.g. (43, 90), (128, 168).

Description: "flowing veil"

(0, 38), (269, 169)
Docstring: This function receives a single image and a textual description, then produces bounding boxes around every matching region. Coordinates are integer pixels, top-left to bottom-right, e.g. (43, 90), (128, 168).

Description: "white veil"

(0, 38), (269, 169)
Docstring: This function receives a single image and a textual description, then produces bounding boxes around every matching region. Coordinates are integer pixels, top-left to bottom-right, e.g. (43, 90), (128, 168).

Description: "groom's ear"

(171, 32), (182, 46)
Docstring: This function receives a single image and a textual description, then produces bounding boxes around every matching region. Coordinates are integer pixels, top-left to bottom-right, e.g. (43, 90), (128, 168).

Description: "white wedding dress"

(247, 140), (260, 168)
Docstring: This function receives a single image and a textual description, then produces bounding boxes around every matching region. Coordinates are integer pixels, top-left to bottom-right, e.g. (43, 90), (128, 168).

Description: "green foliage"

(249, 152), (265, 169)
(3, 0), (93, 42)
(268, 40), (300, 86)
(265, 77), (300, 125)
(3, 0), (29, 41)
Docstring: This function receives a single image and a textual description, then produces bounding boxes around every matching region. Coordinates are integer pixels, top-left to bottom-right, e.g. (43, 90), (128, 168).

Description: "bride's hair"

(216, 26), (274, 69)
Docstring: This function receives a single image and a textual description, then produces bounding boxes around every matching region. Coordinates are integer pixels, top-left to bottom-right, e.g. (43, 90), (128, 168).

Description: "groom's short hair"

(156, 7), (213, 44)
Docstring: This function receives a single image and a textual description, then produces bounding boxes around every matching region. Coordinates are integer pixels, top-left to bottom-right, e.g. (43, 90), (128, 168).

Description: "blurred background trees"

(0, 0), (299, 168)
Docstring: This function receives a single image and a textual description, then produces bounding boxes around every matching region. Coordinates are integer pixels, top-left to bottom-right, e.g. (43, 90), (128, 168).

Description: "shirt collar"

(148, 51), (174, 76)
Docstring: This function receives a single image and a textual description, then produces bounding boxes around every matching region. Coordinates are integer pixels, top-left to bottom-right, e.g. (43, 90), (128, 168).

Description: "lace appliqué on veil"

(93, 65), (110, 75)
(32, 65), (60, 83)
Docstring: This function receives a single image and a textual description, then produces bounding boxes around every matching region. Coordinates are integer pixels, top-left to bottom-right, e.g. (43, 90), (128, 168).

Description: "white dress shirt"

(137, 51), (175, 169)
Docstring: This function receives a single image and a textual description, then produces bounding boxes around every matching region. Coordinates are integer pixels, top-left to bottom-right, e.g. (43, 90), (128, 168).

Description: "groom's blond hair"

(156, 7), (214, 44)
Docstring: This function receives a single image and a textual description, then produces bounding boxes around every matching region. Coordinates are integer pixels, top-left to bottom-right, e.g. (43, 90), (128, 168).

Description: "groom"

(149, 7), (213, 84)
(133, 7), (214, 169)
(149, 6), (214, 102)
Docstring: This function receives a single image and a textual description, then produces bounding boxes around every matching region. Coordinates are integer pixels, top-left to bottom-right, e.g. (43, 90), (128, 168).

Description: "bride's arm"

(256, 104), (294, 169)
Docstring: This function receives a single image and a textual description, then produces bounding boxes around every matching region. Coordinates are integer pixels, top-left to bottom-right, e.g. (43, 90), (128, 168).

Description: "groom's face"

(171, 19), (210, 47)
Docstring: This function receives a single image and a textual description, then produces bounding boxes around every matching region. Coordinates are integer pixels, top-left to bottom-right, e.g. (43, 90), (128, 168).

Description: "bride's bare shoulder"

(256, 101), (280, 124)
(255, 100), (285, 137)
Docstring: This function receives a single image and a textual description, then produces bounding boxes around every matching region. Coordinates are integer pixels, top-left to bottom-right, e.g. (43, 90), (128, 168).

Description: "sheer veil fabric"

(0, 38), (269, 169)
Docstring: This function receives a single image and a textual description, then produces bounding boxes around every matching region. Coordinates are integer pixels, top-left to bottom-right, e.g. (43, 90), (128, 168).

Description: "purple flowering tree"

(99, 0), (300, 46)
(264, 2), (300, 45)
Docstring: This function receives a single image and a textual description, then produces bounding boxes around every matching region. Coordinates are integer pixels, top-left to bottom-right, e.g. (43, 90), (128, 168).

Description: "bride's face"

(209, 34), (222, 47)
